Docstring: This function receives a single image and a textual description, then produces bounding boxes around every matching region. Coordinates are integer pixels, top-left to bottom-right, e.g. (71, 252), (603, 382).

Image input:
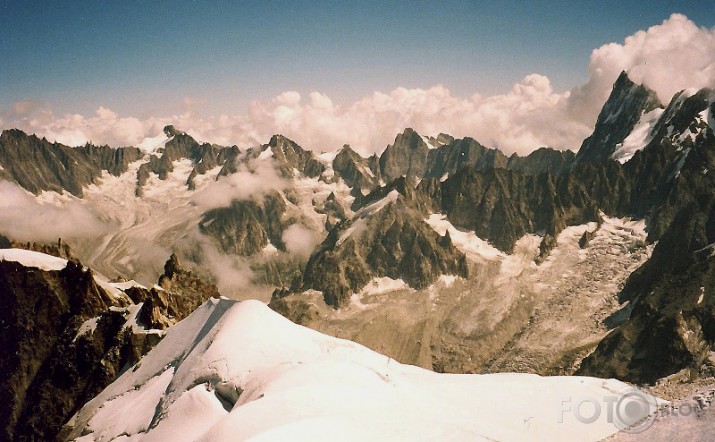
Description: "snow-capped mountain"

(1, 71), (715, 440)
(575, 71), (663, 164)
(64, 297), (654, 442)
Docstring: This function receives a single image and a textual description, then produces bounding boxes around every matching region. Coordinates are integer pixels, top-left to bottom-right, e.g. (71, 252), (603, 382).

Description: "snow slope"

(0, 248), (68, 271)
(68, 298), (653, 442)
(425, 213), (504, 261)
(612, 108), (664, 164)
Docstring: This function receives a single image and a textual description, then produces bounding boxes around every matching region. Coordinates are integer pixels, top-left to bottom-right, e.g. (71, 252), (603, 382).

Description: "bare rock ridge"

(0, 246), (217, 441)
(332, 144), (382, 194)
(199, 193), (288, 256)
(0, 129), (144, 196)
(265, 134), (326, 178)
(379, 128), (430, 183)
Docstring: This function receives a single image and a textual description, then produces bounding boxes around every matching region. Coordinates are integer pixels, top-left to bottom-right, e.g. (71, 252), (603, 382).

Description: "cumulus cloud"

(281, 223), (320, 259)
(567, 13), (715, 125)
(0, 180), (111, 241)
(2, 14), (713, 155)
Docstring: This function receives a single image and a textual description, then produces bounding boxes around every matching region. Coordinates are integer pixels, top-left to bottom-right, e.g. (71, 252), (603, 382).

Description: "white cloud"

(191, 156), (287, 210)
(0, 180), (111, 241)
(2, 14), (713, 155)
(281, 223), (320, 259)
(567, 13), (715, 125)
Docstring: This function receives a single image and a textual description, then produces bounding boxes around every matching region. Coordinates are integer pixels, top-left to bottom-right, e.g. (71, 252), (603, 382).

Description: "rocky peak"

(379, 128), (430, 183)
(318, 191), (348, 230)
(0, 249), (224, 441)
(157, 253), (220, 300)
(506, 147), (576, 175)
(423, 137), (508, 179)
(650, 87), (715, 145)
(136, 127), (232, 195)
(0, 128), (143, 197)
(333, 144), (380, 192)
(576, 71), (663, 164)
(264, 134), (325, 178)
(163, 124), (183, 137)
(0, 254), (133, 441)
(162, 252), (181, 278)
(198, 191), (288, 256)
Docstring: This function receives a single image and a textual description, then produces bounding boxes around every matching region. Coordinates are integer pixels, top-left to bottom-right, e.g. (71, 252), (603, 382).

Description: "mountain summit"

(576, 71), (663, 164)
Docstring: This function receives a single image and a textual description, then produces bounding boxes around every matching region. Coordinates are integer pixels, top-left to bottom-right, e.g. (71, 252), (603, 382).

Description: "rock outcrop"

(379, 128), (431, 184)
(332, 145), (381, 193)
(135, 125), (240, 195)
(0, 249), (218, 441)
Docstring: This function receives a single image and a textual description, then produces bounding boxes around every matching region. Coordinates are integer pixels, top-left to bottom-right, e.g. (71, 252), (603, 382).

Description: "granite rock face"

(573, 84), (715, 384)
(423, 137), (508, 179)
(261, 134), (325, 178)
(332, 145), (381, 193)
(136, 125), (240, 195)
(506, 147), (575, 176)
(379, 128), (431, 184)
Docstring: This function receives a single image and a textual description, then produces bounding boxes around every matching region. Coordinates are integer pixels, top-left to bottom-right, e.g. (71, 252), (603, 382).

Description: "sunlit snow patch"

(257, 147), (274, 160)
(336, 190), (400, 246)
(612, 108), (664, 163)
(73, 316), (101, 342)
(359, 276), (413, 296)
(425, 213), (504, 261)
(136, 133), (173, 155)
(0, 248), (68, 271)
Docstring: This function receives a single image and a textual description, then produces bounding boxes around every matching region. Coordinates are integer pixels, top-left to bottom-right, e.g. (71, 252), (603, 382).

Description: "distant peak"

(268, 134), (296, 147)
(337, 144), (359, 157)
(163, 125), (185, 137)
(1, 128), (29, 139)
(612, 71), (660, 106)
(391, 128), (423, 146)
(614, 70), (633, 88)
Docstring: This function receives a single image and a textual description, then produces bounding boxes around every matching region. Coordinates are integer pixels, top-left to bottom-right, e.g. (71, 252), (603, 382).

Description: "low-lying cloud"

(0, 180), (110, 241)
(281, 223), (320, 259)
(191, 156), (287, 210)
(3, 14), (713, 156)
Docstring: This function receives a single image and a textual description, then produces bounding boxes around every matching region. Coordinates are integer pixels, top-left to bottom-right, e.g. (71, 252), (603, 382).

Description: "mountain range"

(1, 71), (715, 440)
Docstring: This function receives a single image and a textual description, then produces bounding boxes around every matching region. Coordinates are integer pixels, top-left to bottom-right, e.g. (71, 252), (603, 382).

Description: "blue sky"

(1, 1), (713, 117)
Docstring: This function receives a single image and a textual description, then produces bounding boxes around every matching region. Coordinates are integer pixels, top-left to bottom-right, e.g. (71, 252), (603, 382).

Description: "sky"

(1, 1), (714, 154)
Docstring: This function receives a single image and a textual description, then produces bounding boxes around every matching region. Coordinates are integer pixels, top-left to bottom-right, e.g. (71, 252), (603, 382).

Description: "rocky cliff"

(0, 248), (217, 441)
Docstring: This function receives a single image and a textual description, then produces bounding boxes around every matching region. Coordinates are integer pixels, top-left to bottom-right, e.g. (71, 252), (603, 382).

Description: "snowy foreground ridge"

(67, 299), (651, 441)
